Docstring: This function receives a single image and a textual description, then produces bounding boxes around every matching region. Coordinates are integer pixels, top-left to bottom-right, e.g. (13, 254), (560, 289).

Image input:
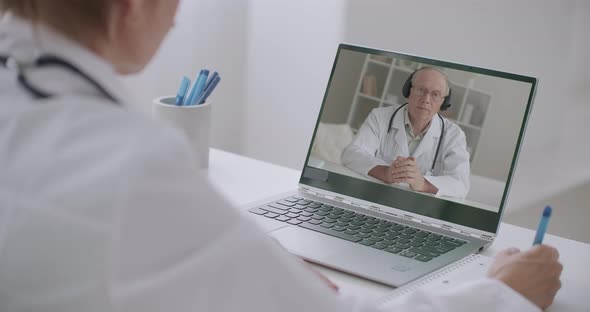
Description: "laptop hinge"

(299, 186), (494, 242)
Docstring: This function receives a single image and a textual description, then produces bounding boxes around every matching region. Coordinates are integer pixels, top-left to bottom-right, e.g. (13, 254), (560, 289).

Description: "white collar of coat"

(389, 105), (442, 157)
(390, 105), (441, 137)
(0, 13), (135, 108)
(403, 107), (431, 138)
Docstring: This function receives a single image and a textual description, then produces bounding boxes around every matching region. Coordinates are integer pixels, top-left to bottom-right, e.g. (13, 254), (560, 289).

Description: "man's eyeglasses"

(411, 87), (446, 102)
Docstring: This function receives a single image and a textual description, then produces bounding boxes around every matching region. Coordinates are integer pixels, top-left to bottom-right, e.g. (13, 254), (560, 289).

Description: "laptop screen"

(300, 44), (536, 234)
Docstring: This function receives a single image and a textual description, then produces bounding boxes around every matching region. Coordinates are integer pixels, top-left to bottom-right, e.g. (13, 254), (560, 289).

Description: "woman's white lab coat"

(0, 15), (537, 312)
(342, 106), (470, 198)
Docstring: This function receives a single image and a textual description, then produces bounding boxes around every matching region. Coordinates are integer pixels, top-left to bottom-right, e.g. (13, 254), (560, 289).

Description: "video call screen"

(300, 44), (536, 233)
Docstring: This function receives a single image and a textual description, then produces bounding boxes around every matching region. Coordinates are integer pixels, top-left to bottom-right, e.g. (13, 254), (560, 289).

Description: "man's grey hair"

(411, 67), (450, 95)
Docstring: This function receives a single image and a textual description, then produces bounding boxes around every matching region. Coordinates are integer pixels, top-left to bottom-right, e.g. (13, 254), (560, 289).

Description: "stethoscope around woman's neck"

(0, 54), (118, 104)
(387, 102), (445, 173)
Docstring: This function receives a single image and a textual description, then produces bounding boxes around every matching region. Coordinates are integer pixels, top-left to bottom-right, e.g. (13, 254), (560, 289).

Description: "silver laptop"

(246, 44), (537, 287)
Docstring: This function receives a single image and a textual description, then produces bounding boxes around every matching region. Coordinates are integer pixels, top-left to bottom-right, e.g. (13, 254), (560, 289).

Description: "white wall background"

(121, 0), (247, 153)
(127, 0), (589, 214)
(242, 0), (346, 166)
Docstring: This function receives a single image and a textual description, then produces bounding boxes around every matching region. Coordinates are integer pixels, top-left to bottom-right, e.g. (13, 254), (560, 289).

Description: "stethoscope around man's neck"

(0, 54), (118, 104)
(387, 102), (445, 174)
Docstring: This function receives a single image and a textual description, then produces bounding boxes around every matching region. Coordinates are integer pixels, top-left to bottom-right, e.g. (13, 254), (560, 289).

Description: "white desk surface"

(206, 149), (590, 311)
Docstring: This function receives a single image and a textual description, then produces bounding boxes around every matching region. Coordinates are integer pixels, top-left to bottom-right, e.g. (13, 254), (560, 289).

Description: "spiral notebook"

(377, 254), (492, 307)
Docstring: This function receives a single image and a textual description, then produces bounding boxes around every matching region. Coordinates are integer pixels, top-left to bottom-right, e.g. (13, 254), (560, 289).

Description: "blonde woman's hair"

(0, 0), (111, 41)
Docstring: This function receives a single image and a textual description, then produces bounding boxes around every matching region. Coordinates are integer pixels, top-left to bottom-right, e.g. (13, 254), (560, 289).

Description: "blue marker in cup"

(175, 76), (190, 105)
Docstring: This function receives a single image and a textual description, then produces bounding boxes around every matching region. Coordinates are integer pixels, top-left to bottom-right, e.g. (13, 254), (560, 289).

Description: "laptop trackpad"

(270, 225), (352, 260)
(270, 225), (419, 286)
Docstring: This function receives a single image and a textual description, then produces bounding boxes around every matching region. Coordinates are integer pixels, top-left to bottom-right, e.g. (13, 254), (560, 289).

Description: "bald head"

(411, 67), (450, 95)
(406, 67), (450, 132)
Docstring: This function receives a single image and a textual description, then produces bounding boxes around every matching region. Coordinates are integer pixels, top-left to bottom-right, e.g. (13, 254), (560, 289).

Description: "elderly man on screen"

(342, 67), (470, 198)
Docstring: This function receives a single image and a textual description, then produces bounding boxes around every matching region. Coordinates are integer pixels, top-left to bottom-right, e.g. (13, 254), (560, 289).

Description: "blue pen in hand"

(175, 76), (190, 105)
(533, 206), (552, 245)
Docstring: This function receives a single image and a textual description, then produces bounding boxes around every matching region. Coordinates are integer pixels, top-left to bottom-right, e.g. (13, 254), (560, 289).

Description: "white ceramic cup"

(152, 96), (211, 169)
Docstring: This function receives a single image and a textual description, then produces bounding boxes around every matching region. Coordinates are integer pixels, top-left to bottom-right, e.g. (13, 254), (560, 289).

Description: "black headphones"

(401, 69), (452, 111)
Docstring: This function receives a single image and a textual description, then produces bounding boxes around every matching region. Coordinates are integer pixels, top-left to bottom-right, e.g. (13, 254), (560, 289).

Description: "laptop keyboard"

(249, 196), (467, 262)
